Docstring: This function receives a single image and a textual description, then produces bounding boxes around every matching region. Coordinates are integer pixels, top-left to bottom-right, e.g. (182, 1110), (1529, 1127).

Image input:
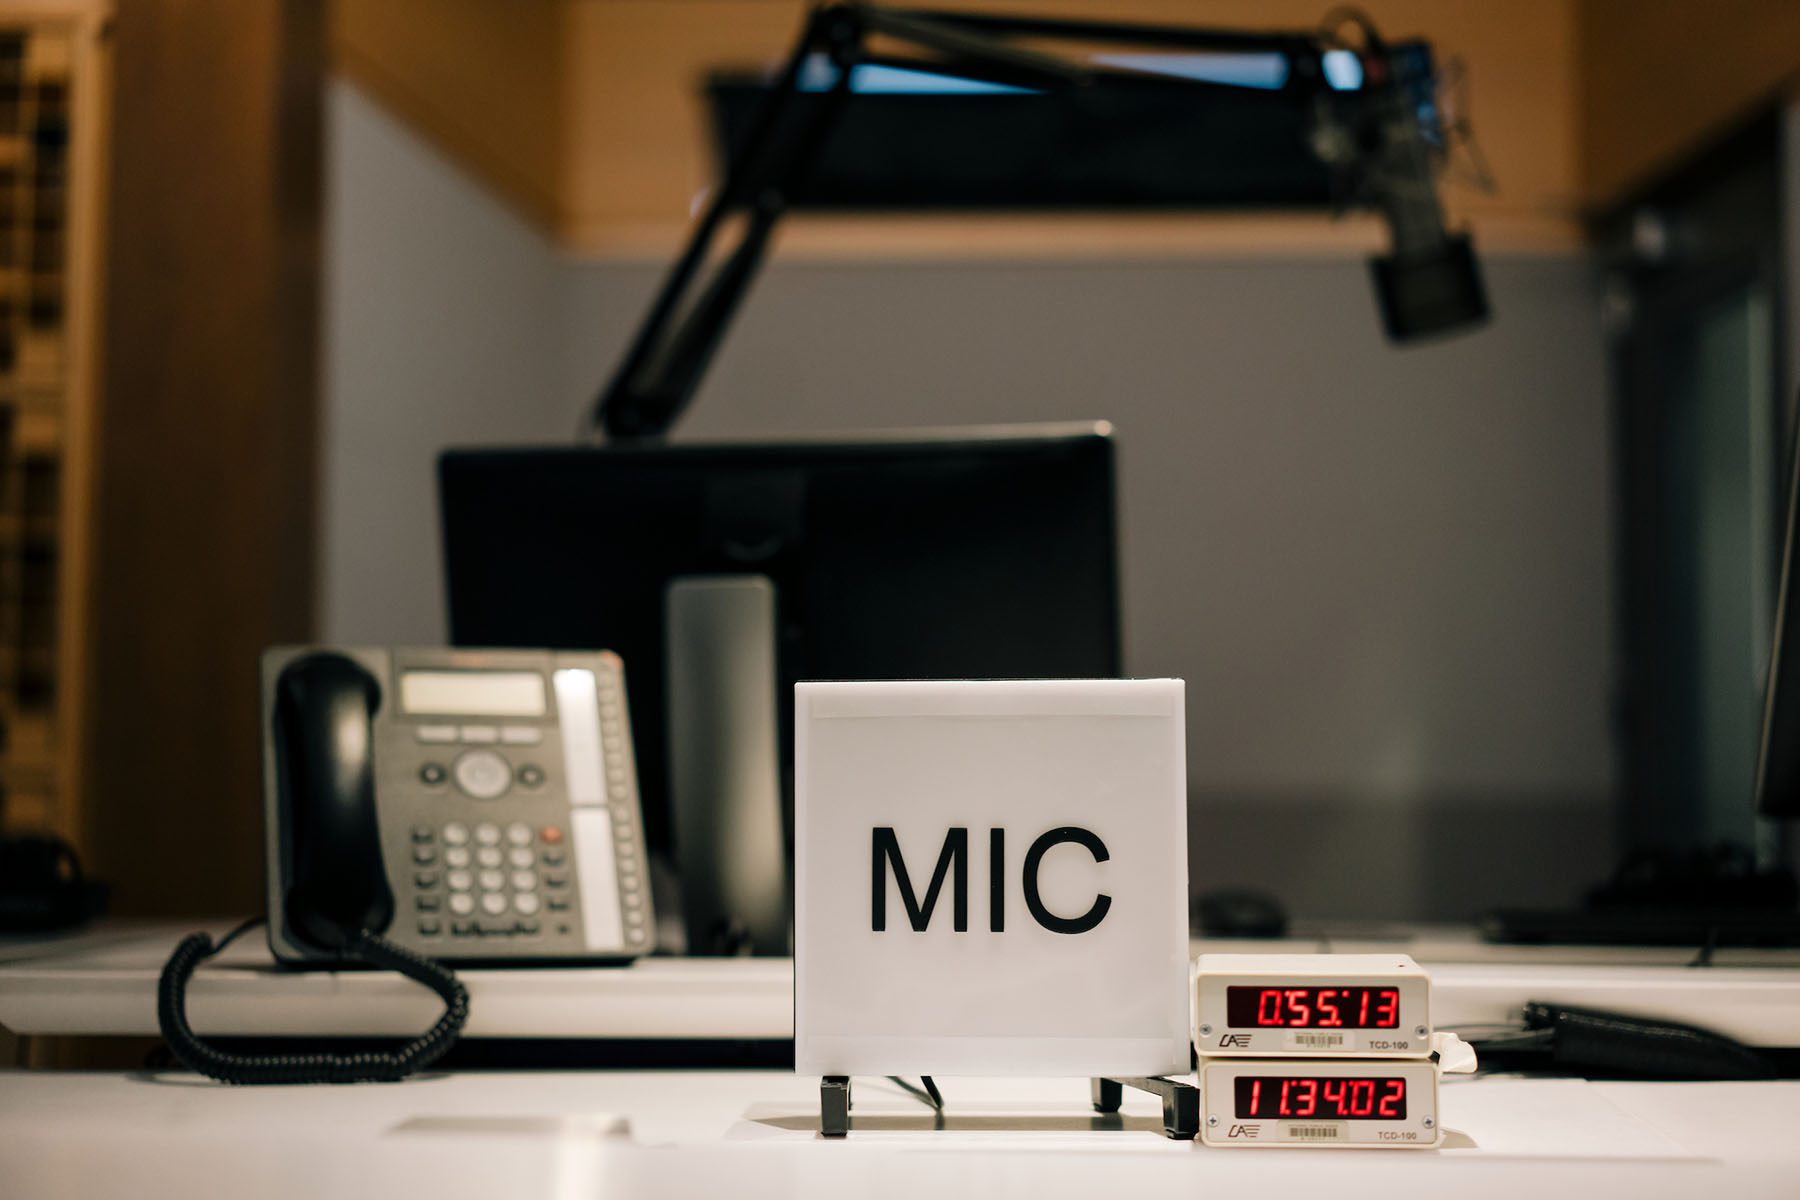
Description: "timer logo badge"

(1228, 1125), (1262, 1139)
(1218, 1034), (1252, 1048)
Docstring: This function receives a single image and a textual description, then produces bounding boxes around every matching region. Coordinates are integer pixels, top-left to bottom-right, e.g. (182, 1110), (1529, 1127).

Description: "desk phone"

(262, 646), (654, 965)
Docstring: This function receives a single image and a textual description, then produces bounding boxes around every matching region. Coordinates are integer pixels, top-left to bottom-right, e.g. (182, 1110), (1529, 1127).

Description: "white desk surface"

(5, 920), (1800, 1044)
(1, 1067), (1797, 1199)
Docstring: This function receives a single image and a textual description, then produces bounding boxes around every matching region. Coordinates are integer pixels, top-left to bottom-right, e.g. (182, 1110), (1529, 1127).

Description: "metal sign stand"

(819, 1074), (1199, 1140)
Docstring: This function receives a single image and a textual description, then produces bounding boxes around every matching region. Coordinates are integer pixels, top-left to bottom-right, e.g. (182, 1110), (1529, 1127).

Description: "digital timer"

(1193, 954), (1431, 1056)
(1226, 985), (1401, 1030)
(1199, 1058), (1441, 1148)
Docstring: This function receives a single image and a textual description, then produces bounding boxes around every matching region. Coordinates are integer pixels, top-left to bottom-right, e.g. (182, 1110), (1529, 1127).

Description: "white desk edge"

(4, 922), (1799, 1044)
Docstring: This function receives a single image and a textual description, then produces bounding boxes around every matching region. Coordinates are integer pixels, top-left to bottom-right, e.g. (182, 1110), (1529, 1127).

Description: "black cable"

(209, 914), (268, 955)
(1688, 924), (1719, 968)
(887, 1075), (946, 1111)
(157, 921), (470, 1085)
(1317, 6), (1383, 53)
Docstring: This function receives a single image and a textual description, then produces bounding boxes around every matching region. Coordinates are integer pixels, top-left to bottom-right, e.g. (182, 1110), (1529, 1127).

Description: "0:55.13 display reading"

(1225, 985), (1401, 1029)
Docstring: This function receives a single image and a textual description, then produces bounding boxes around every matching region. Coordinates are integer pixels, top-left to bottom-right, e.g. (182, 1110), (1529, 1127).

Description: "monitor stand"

(665, 575), (791, 955)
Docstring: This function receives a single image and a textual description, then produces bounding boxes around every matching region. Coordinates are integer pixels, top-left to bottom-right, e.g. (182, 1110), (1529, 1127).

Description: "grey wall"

(320, 81), (573, 646)
(324, 78), (1614, 921)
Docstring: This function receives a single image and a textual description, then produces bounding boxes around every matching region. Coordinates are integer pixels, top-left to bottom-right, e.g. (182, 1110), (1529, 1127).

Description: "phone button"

(511, 870), (537, 892)
(418, 918), (441, 936)
(476, 847), (503, 869)
(478, 869), (506, 892)
(442, 822), (470, 846)
(517, 765), (545, 789)
(501, 726), (543, 746)
(445, 847), (471, 869)
(446, 869), (473, 892)
(474, 822), (502, 846)
(419, 763), (448, 786)
(508, 847), (534, 869)
(414, 870), (439, 889)
(416, 725), (458, 744)
(513, 893), (541, 916)
(448, 894), (475, 916)
(455, 751), (512, 799)
(479, 893), (508, 916)
(415, 894), (440, 912)
(460, 725), (500, 744)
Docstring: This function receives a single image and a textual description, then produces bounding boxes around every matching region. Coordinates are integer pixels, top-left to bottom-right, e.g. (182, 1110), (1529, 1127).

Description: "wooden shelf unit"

(0, 2), (107, 843)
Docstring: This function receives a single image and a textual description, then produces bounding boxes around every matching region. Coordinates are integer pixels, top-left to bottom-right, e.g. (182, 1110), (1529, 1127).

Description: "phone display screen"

(399, 671), (547, 716)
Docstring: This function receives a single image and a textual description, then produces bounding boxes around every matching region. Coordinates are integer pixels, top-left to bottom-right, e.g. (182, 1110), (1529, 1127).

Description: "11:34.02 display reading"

(1225, 985), (1401, 1029)
(1233, 1075), (1407, 1120)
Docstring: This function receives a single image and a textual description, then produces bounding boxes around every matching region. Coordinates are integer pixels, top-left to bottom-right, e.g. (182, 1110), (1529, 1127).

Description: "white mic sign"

(795, 679), (1189, 1077)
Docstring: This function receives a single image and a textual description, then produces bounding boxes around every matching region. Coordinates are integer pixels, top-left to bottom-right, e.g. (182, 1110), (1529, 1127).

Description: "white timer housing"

(1198, 1057), (1442, 1148)
(1193, 954), (1432, 1057)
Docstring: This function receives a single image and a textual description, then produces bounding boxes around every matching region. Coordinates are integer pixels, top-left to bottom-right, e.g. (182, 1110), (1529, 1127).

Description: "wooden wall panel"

(337, 0), (1586, 258)
(1577, 0), (1800, 207)
(85, 0), (322, 916)
(331, 0), (563, 230)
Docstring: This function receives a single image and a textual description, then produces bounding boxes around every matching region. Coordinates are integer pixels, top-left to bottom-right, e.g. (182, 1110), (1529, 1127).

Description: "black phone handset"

(157, 653), (469, 1084)
(275, 653), (394, 952)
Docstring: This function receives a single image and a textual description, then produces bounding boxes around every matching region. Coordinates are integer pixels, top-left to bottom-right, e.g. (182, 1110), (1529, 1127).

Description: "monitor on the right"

(1755, 404), (1800, 819)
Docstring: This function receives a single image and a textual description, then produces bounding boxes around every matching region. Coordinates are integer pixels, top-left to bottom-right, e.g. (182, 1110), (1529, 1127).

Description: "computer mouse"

(1195, 888), (1289, 938)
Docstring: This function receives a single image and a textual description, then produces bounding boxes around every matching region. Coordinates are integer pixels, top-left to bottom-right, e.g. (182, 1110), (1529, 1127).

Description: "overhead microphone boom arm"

(589, 1), (1485, 443)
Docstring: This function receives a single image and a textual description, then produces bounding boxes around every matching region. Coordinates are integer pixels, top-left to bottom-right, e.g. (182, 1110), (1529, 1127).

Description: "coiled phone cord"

(157, 917), (470, 1085)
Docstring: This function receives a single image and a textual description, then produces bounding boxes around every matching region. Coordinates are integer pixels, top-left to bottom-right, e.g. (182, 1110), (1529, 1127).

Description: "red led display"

(1224, 985), (1401, 1029)
(1233, 1075), (1407, 1121)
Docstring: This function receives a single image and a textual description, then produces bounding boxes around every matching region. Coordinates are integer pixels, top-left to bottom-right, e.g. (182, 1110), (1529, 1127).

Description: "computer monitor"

(1481, 400), (1800, 947)
(439, 423), (1121, 951)
(1755, 403), (1800, 819)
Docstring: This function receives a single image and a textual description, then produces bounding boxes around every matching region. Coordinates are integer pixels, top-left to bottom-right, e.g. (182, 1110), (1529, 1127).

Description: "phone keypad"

(414, 821), (571, 940)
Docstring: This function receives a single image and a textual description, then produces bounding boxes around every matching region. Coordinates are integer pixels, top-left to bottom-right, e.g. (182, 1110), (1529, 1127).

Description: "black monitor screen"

(438, 426), (1121, 854)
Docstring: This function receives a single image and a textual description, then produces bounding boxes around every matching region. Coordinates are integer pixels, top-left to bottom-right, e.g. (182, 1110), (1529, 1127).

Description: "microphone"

(1352, 40), (1489, 342)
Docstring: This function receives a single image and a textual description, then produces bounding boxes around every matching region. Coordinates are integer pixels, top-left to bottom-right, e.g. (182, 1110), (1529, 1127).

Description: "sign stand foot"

(820, 1075), (852, 1138)
(1093, 1075), (1199, 1140)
